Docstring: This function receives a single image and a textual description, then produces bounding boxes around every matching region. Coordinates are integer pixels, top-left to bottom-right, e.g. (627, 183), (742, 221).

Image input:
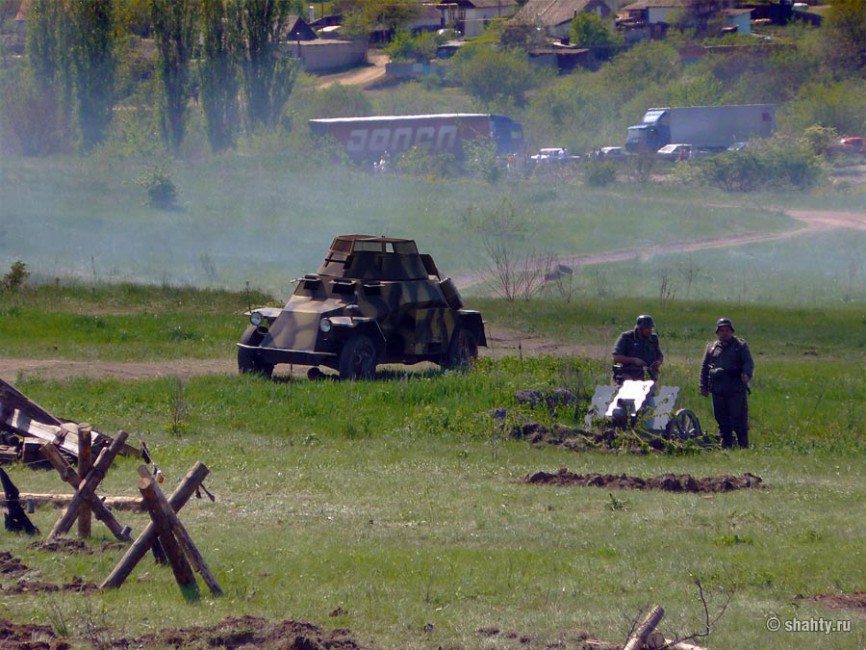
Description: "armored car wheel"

(666, 408), (702, 440)
(443, 326), (478, 369)
(339, 335), (377, 380)
(238, 326), (274, 378)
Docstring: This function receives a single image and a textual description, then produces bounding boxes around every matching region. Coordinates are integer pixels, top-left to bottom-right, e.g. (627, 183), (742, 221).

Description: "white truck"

(625, 104), (776, 154)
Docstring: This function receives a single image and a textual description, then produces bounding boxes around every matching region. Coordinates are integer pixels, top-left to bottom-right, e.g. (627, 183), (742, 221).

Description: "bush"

(138, 165), (178, 209)
(694, 140), (824, 192)
(585, 161), (617, 186)
(1, 260), (30, 292)
(394, 147), (458, 179)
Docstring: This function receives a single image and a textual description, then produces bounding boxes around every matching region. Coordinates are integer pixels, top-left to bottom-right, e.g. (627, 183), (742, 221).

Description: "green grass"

(3, 151), (863, 305)
(1, 282), (865, 650)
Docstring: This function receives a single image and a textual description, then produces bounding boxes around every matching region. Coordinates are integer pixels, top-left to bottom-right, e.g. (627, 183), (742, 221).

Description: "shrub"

(585, 161), (617, 186)
(1, 260), (30, 292)
(138, 165), (178, 209)
(394, 147), (457, 179)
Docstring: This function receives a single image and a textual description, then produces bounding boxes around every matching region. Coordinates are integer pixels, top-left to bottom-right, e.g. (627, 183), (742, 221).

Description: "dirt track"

(0, 205), (862, 384)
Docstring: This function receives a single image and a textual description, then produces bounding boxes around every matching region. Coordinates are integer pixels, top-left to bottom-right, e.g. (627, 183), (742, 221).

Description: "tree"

(570, 13), (619, 48)
(452, 47), (536, 107)
(235, 0), (298, 129)
(69, 0), (117, 152)
(200, 0), (242, 152)
(151, 0), (198, 153)
(336, 0), (422, 39)
(821, 0), (866, 75)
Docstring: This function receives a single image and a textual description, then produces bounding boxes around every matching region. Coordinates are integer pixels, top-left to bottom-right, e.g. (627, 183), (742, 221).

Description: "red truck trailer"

(309, 113), (524, 163)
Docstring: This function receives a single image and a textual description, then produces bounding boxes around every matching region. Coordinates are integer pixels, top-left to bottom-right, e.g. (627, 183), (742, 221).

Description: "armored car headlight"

(320, 318), (332, 333)
(250, 312), (264, 327)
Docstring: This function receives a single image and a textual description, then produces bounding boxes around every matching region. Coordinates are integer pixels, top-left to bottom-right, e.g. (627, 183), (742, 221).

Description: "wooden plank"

(101, 461), (209, 590)
(137, 466), (222, 596)
(0, 493), (144, 510)
(0, 377), (62, 425)
(48, 431), (129, 539)
(139, 475), (199, 600)
(39, 443), (133, 542)
(77, 424), (93, 538)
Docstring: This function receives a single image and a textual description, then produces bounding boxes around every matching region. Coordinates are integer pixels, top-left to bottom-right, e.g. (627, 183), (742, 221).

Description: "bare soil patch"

(526, 467), (763, 492)
(797, 592), (866, 615)
(109, 615), (372, 650)
(0, 618), (70, 650)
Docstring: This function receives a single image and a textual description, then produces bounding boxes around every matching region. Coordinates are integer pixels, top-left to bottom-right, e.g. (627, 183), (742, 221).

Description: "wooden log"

(137, 466), (222, 596)
(100, 461), (209, 590)
(1, 493), (144, 510)
(664, 640), (709, 650)
(77, 424), (93, 538)
(623, 605), (665, 650)
(39, 443), (133, 542)
(139, 474), (199, 600)
(48, 431), (129, 539)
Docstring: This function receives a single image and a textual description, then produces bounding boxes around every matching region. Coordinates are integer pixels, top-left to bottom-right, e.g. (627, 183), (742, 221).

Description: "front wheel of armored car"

(442, 326), (478, 370)
(665, 408), (702, 440)
(338, 335), (377, 380)
(238, 325), (274, 379)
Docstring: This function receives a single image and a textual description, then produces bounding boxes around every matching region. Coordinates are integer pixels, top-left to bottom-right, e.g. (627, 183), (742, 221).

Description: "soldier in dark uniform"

(700, 318), (754, 449)
(612, 314), (664, 383)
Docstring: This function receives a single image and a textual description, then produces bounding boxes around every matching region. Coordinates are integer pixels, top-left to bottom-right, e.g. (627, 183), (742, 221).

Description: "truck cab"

(625, 109), (669, 153)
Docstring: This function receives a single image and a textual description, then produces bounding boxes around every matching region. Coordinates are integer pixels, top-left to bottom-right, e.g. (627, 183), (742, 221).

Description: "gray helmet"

(636, 314), (655, 328)
(715, 317), (735, 332)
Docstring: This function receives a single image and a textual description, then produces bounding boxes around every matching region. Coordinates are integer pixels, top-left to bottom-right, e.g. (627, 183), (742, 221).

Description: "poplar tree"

(200, 0), (242, 152)
(151, 0), (198, 153)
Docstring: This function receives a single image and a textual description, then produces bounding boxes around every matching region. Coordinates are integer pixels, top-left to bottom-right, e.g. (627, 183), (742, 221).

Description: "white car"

(531, 147), (578, 163)
(599, 146), (627, 160)
(657, 143), (694, 161)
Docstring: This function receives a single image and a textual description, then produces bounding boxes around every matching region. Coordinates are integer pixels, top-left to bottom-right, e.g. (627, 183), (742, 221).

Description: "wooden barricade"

(40, 429), (133, 542)
(101, 461), (219, 600)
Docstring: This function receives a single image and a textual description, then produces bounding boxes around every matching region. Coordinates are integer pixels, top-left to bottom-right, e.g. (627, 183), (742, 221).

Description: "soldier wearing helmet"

(700, 318), (754, 449)
(612, 314), (664, 383)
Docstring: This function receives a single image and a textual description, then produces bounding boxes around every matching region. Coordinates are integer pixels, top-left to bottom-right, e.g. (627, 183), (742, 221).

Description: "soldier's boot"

(720, 430), (735, 449)
(736, 431), (749, 449)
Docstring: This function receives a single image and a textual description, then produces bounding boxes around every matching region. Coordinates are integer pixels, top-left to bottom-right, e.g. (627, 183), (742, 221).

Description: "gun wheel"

(339, 335), (377, 381)
(666, 408), (702, 440)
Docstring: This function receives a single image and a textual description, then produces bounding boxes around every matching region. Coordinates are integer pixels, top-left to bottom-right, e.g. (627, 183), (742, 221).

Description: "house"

(617, 0), (743, 39)
(513, 0), (613, 39)
(438, 0), (519, 38)
(281, 15), (319, 42)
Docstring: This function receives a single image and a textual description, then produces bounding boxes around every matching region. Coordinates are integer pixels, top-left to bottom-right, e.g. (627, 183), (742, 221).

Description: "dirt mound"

(3, 576), (98, 595)
(526, 468), (763, 493)
(110, 615), (373, 650)
(797, 592), (866, 614)
(0, 551), (28, 578)
(0, 619), (70, 650)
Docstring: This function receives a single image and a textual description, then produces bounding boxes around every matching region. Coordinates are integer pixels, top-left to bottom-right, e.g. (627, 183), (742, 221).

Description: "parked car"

(598, 146), (627, 160)
(833, 137), (866, 156)
(531, 147), (579, 163)
(657, 143), (694, 161)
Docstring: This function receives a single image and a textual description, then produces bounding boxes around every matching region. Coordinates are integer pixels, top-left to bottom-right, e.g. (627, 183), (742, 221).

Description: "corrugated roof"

(514, 0), (609, 27)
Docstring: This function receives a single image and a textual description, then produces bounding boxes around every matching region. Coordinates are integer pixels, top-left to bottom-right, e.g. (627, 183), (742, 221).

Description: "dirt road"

(1, 206), (862, 383)
(315, 52), (389, 89)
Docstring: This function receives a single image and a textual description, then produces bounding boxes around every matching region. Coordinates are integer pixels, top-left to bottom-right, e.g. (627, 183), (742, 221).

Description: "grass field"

(1, 285), (865, 649)
(2, 152), (865, 305)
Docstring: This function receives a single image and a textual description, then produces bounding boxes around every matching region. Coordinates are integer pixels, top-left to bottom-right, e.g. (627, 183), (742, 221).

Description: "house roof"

(514, 0), (610, 27)
(621, 0), (698, 10)
(454, 0), (517, 9)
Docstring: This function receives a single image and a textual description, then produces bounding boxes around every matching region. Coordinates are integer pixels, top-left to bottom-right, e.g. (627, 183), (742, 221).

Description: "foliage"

(820, 0), (866, 75)
(450, 46), (537, 108)
(585, 161), (618, 186)
(394, 146), (458, 179)
(691, 138), (824, 192)
(151, 0), (198, 153)
(570, 13), (621, 48)
(801, 124), (840, 157)
(236, 0), (299, 130)
(781, 79), (866, 136)
(137, 165), (179, 209)
(302, 84), (373, 119)
(0, 67), (69, 156)
(335, 0), (422, 39)
(0, 260), (29, 292)
(69, 0), (117, 152)
(384, 30), (441, 63)
(200, 0), (242, 153)
(462, 137), (502, 183)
